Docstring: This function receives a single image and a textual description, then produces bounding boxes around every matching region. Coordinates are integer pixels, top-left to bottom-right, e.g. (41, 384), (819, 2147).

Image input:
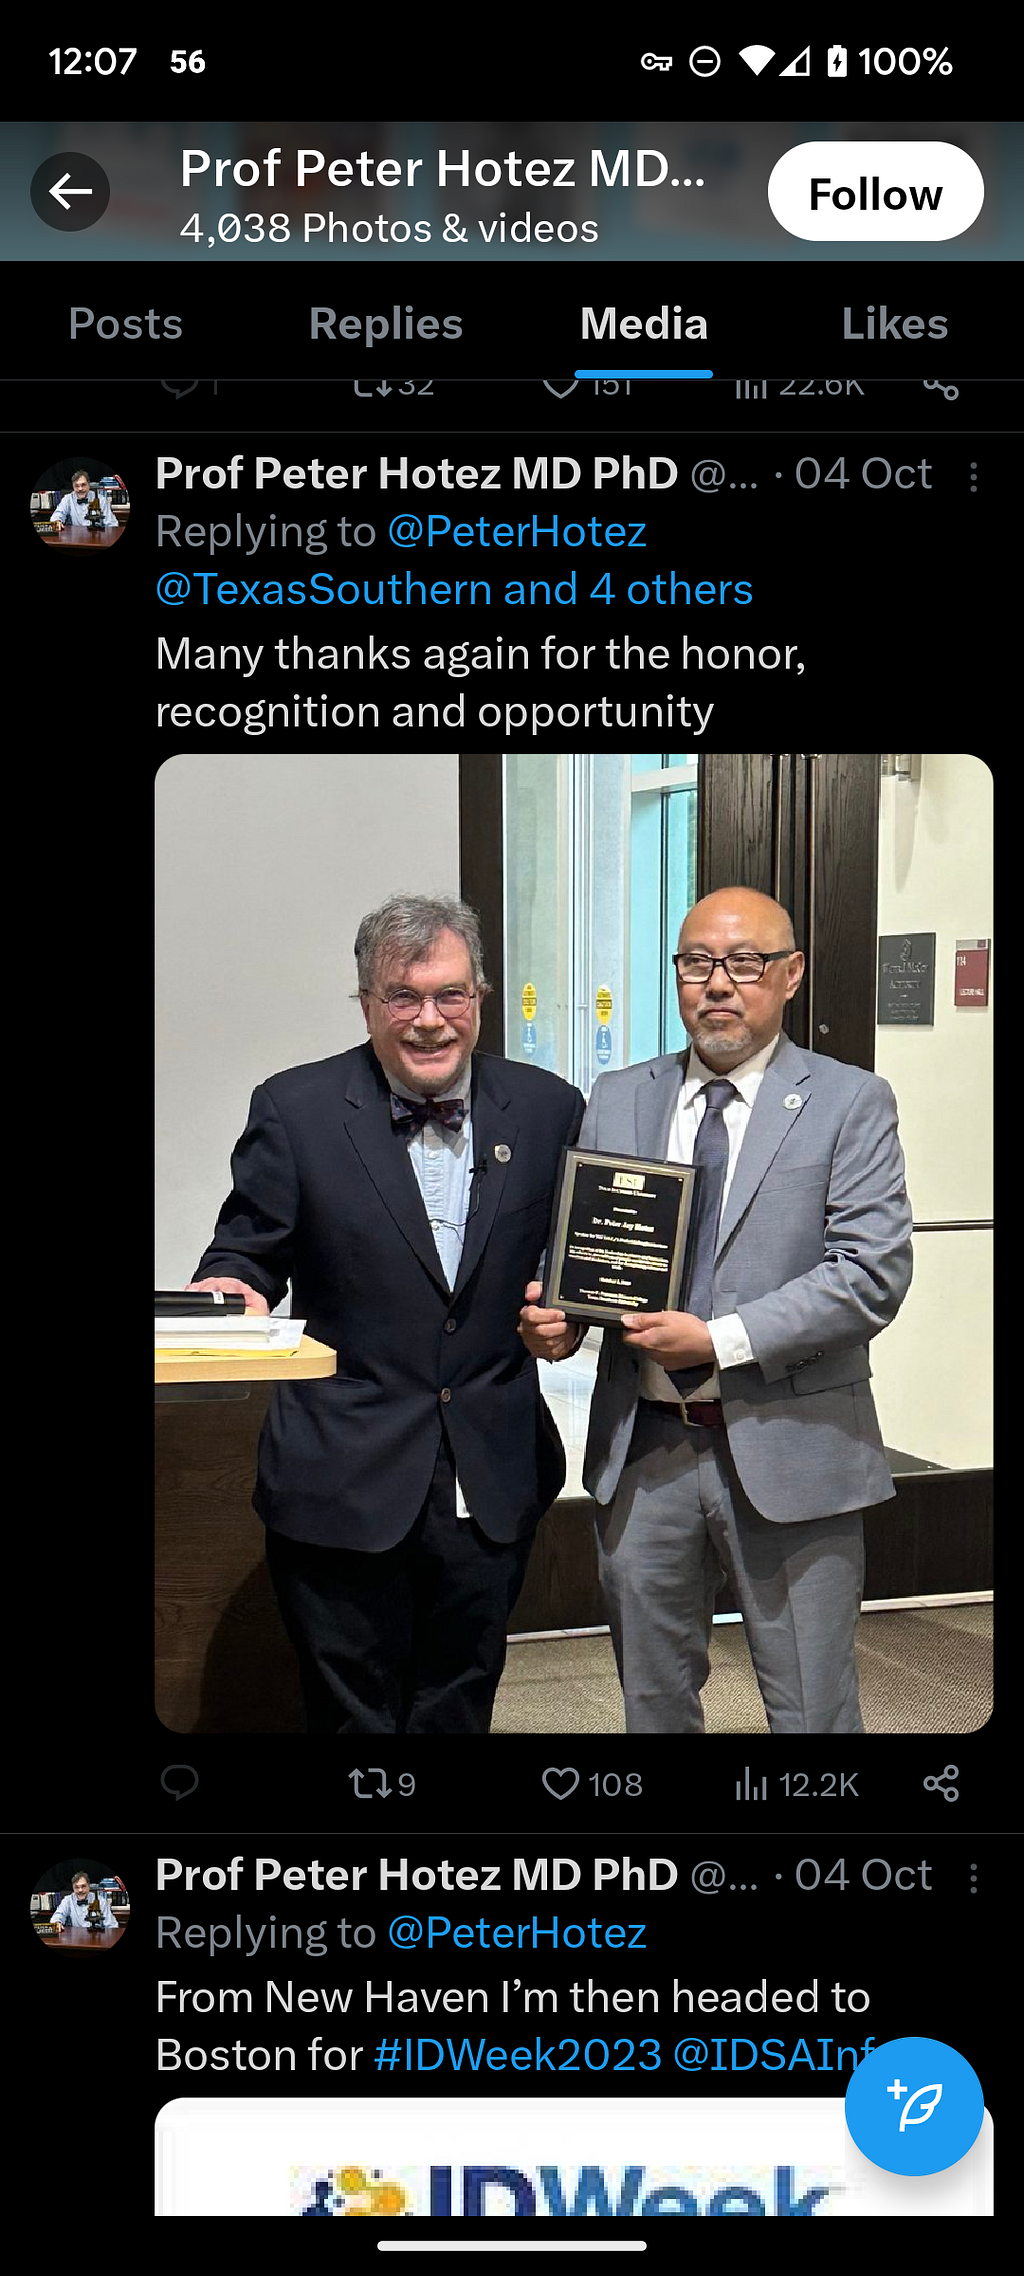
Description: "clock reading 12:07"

(48, 47), (137, 71)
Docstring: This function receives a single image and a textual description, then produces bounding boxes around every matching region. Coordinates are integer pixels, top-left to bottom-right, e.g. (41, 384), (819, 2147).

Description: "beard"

(693, 1018), (749, 1062)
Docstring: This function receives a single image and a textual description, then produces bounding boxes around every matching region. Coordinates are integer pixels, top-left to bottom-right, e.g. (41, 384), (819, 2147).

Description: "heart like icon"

(542, 1766), (579, 1799)
(543, 379), (579, 399)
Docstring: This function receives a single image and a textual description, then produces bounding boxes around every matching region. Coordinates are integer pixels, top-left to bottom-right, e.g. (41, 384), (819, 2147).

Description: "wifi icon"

(739, 44), (775, 74)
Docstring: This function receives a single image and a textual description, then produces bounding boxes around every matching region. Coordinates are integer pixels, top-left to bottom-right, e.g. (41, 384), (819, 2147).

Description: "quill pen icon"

(899, 2082), (943, 2131)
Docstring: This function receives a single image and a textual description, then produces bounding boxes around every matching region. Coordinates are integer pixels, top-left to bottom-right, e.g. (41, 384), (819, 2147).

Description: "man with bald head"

(521, 885), (912, 1734)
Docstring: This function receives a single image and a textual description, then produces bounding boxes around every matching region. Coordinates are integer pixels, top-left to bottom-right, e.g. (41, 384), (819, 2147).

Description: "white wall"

(155, 753), (460, 1285)
(871, 755), (993, 1469)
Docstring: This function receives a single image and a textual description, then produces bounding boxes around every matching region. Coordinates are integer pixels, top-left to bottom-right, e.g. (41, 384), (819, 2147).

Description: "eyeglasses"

(673, 949), (794, 985)
(371, 987), (479, 1021)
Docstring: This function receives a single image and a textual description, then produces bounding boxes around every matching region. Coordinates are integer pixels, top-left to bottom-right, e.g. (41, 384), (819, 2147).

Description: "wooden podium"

(155, 1336), (336, 1731)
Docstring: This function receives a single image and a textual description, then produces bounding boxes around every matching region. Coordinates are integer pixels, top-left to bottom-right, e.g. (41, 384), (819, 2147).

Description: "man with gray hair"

(49, 469), (117, 527)
(192, 894), (584, 1734)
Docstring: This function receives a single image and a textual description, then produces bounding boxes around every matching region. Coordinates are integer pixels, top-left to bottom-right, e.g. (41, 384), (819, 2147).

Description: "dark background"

(20, 1825), (1000, 2236)
(22, 255), (1006, 1836)
(10, 40), (1009, 2223)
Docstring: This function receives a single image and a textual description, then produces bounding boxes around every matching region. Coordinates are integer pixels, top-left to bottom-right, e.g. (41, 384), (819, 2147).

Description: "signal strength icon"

(736, 1765), (768, 1802)
(739, 44), (775, 75)
(780, 44), (811, 76)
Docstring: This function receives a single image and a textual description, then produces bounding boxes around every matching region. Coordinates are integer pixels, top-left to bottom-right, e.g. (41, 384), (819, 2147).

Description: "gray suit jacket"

(580, 1033), (913, 1523)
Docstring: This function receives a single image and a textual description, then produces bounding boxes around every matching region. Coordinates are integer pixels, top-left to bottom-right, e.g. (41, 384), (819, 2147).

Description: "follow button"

(768, 143), (984, 241)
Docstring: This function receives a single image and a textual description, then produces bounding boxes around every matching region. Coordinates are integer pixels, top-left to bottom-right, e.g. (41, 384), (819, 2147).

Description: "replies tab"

(768, 142), (984, 240)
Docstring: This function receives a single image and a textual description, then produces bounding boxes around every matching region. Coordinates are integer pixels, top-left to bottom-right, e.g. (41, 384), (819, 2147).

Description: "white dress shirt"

(639, 1034), (779, 1406)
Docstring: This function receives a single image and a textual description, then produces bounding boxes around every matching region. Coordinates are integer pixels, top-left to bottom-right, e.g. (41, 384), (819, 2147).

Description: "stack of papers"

(155, 1314), (307, 1355)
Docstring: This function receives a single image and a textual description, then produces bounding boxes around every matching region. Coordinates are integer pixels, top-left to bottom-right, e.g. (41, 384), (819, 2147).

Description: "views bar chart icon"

(737, 1765), (768, 1801)
(739, 46), (775, 75)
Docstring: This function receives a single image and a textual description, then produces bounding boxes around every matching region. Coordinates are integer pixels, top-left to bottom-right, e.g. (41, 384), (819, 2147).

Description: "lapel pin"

(783, 1094), (802, 1111)
(494, 1143), (512, 1163)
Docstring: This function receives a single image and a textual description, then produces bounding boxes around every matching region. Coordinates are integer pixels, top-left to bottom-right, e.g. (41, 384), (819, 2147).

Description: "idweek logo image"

(292, 2165), (412, 2216)
(156, 2097), (991, 2215)
(290, 2161), (836, 2216)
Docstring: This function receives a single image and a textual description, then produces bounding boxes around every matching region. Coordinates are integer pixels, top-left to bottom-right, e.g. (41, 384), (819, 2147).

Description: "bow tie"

(390, 1093), (467, 1133)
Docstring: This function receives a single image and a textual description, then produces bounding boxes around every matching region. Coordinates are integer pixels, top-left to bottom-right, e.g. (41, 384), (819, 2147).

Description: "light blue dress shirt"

(50, 1889), (117, 1928)
(393, 1069), (474, 1292)
(394, 1066), (475, 1513)
(50, 489), (117, 527)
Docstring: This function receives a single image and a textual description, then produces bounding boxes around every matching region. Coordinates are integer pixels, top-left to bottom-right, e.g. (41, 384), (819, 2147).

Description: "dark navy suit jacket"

(195, 1042), (584, 1549)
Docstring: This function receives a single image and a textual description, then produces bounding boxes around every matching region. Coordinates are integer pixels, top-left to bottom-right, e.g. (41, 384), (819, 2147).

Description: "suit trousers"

(265, 1432), (531, 1735)
(596, 1403), (865, 1735)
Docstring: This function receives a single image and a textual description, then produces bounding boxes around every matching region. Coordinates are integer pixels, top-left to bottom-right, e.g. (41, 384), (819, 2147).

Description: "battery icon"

(827, 45), (848, 75)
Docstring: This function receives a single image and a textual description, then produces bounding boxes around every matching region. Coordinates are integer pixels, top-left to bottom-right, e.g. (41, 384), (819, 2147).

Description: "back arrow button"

(31, 152), (110, 231)
(51, 172), (93, 209)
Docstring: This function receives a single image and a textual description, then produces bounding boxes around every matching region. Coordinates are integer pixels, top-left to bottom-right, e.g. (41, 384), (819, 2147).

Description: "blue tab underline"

(574, 369), (714, 379)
